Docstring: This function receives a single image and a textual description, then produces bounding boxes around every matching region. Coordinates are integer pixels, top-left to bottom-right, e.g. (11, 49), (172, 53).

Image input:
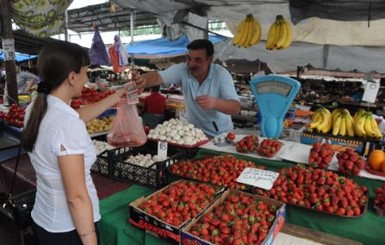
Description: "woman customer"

(21, 40), (126, 245)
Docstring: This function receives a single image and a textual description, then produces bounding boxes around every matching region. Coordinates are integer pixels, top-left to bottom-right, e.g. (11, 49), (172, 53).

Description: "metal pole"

(64, 10), (69, 41)
(0, 0), (18, 105)
(130, 10), (134, 44)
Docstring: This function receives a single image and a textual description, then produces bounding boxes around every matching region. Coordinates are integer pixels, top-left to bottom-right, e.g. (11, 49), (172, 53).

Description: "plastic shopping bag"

(107, 99), (147, 147)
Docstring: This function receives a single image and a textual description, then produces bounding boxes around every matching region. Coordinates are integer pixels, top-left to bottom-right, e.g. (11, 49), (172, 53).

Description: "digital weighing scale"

(249, 75), (301, 139)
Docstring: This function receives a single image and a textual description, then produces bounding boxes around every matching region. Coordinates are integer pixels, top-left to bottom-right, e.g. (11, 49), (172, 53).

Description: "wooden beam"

(0, 0), (18, 105)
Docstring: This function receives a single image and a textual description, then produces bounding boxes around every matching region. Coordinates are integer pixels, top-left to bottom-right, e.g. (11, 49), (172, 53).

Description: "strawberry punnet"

(257, 139), (283, 158)
(235, 135), (259, 153)
(308, 142), (335, 169)
(336, 148), (366, 176)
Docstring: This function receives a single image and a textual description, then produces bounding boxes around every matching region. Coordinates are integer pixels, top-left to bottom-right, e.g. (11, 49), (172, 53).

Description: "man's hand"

(132, 72), (146, 94)
(196, 95), (217, 110)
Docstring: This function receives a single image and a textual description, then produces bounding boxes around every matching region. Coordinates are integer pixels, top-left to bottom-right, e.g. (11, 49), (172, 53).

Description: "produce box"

(128, 180), (222, 244)
(92, 147), (132, 177)
(252, 166), (369, 218)
(113, 150), (184, 188)
(300, 131), (370, 155)
(93, 145), (183, 188)
(180, 189), (286, 245)
(168, 154), (265, 190)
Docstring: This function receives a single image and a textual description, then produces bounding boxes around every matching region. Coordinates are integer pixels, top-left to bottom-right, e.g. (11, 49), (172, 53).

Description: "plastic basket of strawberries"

(374, 184), (385, 217)
(336, 148), (366, 176)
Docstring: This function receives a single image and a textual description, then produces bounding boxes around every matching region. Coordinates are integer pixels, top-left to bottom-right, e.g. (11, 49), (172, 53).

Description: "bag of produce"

(107, 98), (146, 147)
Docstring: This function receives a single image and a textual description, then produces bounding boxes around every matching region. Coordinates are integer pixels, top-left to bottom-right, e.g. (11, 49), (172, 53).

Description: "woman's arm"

(58, 153), (97, 245)
(77, 89), (126, 123)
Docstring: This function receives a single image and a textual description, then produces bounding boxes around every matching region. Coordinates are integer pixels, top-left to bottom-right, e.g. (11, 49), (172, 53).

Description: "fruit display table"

(98, 149), (385, 245)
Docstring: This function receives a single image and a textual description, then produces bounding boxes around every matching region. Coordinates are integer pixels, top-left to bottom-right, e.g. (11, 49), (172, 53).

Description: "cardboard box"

(128, 180), (222, 244)
(180, 189), (286, 245)
(300, 132), (371, 155)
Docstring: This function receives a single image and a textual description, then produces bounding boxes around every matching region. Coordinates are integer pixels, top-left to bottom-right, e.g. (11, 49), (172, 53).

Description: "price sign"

(2, 38), (15, 61)
(157, 141), (168, 159)
(236, 168), (279, 190)
(362, 80), (380, 103)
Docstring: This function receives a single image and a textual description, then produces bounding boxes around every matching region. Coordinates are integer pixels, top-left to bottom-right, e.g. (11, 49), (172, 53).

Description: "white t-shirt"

(25, 95), (100, 232)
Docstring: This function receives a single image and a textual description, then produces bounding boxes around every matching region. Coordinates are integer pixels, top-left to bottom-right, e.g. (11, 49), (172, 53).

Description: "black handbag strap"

(9, 141), (23, 195)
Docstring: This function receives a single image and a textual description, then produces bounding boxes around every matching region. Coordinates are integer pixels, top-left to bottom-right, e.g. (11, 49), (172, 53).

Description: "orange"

(368, 149), (385, 171)
(382, 161), (385, 173)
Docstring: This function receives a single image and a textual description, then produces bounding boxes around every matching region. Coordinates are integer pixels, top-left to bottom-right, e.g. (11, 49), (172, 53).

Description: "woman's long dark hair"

(21, 40), (90, 152)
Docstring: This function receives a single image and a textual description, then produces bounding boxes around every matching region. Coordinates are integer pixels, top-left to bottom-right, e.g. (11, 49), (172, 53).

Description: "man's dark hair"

(187, 39), (214, 57)
(151, 85), (160, 92)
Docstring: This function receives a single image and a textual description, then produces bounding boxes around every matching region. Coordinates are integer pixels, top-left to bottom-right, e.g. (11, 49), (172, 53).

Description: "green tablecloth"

(99, 149), (385, 245)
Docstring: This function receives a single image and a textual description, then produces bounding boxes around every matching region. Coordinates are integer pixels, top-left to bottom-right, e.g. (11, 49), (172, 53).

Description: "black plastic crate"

(92, 147), (134, 177)
(144, 140), (199, 159)
(113, 151), (184, 189)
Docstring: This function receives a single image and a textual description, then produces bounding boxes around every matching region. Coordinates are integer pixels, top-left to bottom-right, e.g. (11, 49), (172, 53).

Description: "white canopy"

(114, 0), (385, 73)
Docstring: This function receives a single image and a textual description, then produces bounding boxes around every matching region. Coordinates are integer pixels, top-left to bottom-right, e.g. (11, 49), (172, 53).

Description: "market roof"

(65, 0), (385, 35)
(67, 2), (159, 34)
(0, 30), (56, 56)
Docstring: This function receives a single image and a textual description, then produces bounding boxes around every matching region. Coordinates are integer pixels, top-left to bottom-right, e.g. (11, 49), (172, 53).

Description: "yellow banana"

(272, 19), (283, 50)
(317, 108), (332, 133)
(275, 16), (287, 49)
(338, 114), (347, 136)
(311, 109), (322, 121)
(345, 113), (355, 137)
(242, 15), (255, 47)
(309, 108), (325, 129)
(342, 108), (352, 117)
(232, 16), (248, 46)
(266, 17), (279, 50)
(354, 114), (366, 137)
(364, 113), (376, 138)
(370, 116), (383, 139)
(281, 17), (293, 49)
(370, 115), (382, 139)
(249, 16), (261, 46)
(332, 114), (342, 136)
(353, 109), (366, 122)
(331, 108), (343, 122)
(238, 15), (251, 48)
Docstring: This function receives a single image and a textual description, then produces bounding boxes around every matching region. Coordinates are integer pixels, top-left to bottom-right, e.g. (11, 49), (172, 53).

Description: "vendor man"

(134, 39), (241, 137)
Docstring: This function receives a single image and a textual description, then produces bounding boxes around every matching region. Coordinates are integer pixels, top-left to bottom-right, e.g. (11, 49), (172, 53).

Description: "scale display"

(255, 81), (292, 96)
(249, 75), (301, 138)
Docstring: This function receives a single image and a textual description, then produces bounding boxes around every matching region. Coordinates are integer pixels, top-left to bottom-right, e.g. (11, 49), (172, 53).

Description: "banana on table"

(308, 107), (383, 139)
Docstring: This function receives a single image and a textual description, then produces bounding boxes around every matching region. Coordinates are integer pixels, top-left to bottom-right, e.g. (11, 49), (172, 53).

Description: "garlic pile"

(147, 118), (208, 145)
(93, 140), (115, 155)
(123, 153), (166, 168)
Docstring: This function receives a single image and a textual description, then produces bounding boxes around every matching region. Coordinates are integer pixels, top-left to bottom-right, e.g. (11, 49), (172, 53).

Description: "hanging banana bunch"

(232, 14), (262, 48)
(266, 15), (293, 50)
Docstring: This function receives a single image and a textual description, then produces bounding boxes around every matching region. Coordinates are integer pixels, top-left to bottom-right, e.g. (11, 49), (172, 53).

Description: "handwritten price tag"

(157, 141), (168, 159)
(236, 168), (279, 190)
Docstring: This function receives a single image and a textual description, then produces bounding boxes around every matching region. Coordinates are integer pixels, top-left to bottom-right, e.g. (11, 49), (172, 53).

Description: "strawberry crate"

(181, 189), (286, 245)
(128, 180), (223, 244)
(111, 148), (184, 189)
